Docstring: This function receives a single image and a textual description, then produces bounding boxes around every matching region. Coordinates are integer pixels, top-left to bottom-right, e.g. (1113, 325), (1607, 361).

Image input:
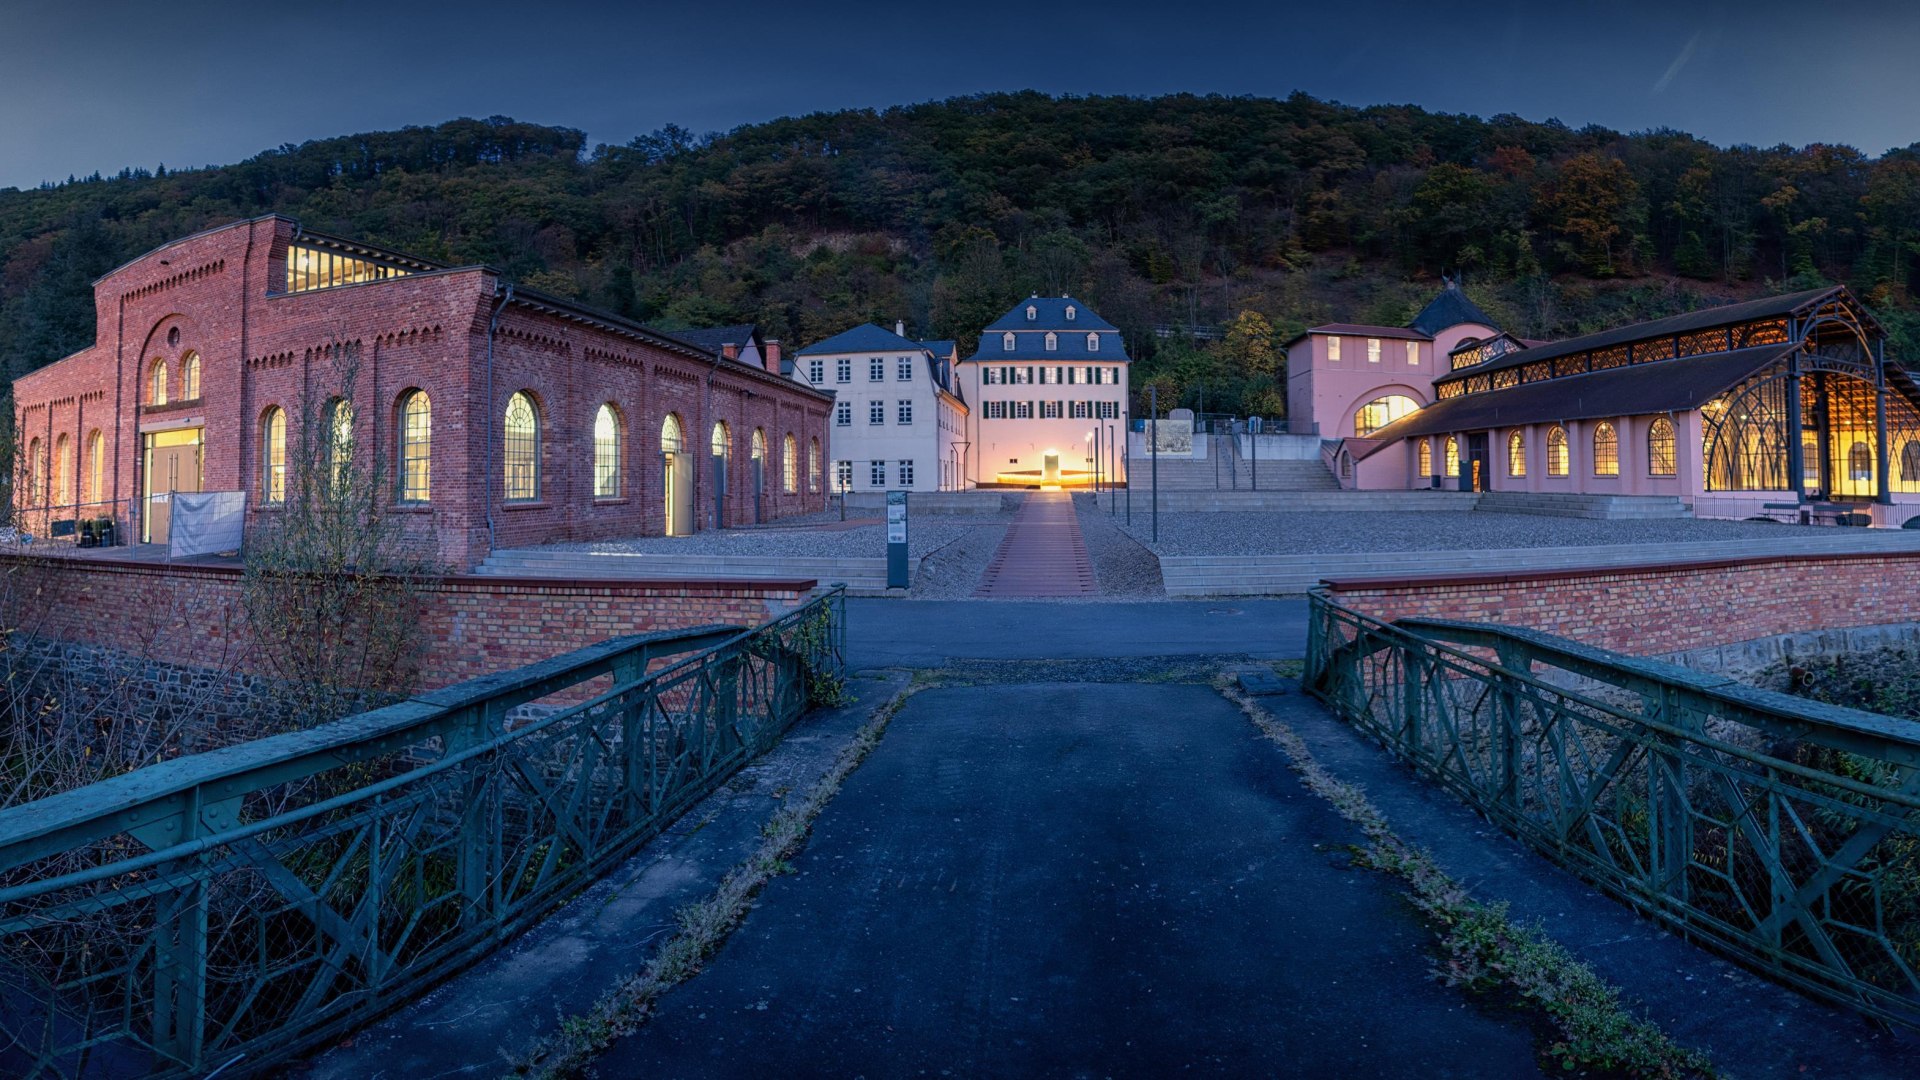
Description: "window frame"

(503, 391), (541, 502)
(398, 389), (432, 503)
(592, 402), (623, 500)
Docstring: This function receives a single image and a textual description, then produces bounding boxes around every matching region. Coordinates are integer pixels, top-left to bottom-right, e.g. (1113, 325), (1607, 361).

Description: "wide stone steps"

(1138, 458), (1339, 491)
(476, 550), (889, 591)
(1475, 492), (1692, 520)
(1158, 529), (1920, 596)
(1142, 491), (1484, 513)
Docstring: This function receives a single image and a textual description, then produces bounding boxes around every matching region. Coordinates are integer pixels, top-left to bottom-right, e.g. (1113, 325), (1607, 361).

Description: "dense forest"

(7, 91), (1920, 417)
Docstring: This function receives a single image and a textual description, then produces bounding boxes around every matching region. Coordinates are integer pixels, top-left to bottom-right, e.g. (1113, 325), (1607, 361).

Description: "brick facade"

(0, 554), (812, 690)
(1324, 552), (1920, 656)
(11, 216), (832, 569)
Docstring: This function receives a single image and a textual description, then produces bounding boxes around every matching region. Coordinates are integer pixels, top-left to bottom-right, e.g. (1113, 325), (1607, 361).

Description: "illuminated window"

(1367, 338), (1381, 363)
(783, 434), (798, 493)
(398, 391), (431, 502)
(261, 406), (287, 504)
(1508, 430), (1527, 477)
(1903, 441), (1920, 482)
(1849, 441), (1873, 482)
(711, 420), (730, 461)
(1592, 422), (1619, 476)
(1417, 440), (1431, 476)
(180, 352), (200, 401)
(1045, 332), (1058, 352)
(326, 397), (355, 493)
(1444, 437), (1459, 477)
(149, 359), (168, 405)
(285, 243), (410, 294)
(808, 438), (822, 493)
(504, 392), (539, 501)
(1648, 417), (1676, 476)
(1353, 395), (1419, 437)
(84, 430), (103, 504)
(751, 428), (766, 478)
(51, 434), (69, 507)
(1547, 426), (1569, 477)
(1406, 341), (1419, 366)
(1328, 337), (1342, 362)
(661, 413), (684, 454)
(26, 438), (43, 505)
(594, 404), (622, 499)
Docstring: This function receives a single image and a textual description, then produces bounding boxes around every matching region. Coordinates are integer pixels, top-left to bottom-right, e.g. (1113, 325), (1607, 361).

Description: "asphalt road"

(843, 597), (1308, 670)
(594, 682), (1546, 1078)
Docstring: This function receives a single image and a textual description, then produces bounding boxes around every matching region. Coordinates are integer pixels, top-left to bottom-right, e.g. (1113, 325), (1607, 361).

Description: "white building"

(792, 322), (970, 492)
(957, 296), (1130, 486)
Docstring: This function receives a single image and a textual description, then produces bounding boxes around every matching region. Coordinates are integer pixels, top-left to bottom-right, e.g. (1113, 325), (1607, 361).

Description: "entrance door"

(142, 428), (203, 544)
(1465, 434), (1490, 493)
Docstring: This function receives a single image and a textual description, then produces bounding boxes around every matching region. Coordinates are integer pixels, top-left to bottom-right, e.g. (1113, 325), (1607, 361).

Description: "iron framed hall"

(1344, 285), (1920, 523)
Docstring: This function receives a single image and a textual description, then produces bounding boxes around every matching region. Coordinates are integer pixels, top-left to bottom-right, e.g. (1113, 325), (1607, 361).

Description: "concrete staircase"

(1145, 490), (1482, 513)
(1475, 492), (1692, 520)
(1141, 446), (1339, 492)
(476, 549), (889, 591)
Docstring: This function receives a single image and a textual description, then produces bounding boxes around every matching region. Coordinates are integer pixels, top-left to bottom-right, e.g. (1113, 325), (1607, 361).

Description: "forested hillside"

(6, 92), (1920, 417)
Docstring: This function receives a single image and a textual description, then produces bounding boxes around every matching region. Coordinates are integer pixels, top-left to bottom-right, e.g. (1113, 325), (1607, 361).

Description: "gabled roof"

(671, 323), (759, 354)
(1355, 343), (1795, 457)
(1409, 282), (1498, 336)
(918, 339), (958, 359)
(981, 295), (1120, 333)
(1434, 286), (1849, 386)
(796, 323), (926, 356)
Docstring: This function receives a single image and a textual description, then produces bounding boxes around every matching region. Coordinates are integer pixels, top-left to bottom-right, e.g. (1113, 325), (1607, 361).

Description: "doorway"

(662, 414), (693, 536)
(142, 427), (203, 544)
(1464, 433), (1490, 492)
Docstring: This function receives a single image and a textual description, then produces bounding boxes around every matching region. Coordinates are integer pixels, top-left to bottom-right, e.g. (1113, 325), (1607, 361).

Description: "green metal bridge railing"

(1304, 591), (1920, 1029)
(0, 586), (846, 1077)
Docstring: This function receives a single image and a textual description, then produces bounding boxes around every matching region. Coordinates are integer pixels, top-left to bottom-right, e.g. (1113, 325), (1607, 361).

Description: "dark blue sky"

(4, 0), (1917, 191)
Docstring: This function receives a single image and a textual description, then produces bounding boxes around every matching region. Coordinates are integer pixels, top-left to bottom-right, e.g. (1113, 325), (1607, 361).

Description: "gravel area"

(909, 522), (1010, 598)
(1075, 494), (1166, 599)
(1122, 509), (1817, 557)
(539, 513), (1011, 559)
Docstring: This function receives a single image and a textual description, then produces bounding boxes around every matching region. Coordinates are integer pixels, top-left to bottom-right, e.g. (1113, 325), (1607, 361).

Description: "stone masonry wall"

(1323, 552), (1920, 657)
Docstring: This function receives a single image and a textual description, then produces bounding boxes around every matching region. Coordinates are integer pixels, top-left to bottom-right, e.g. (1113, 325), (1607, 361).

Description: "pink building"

(1318, 285), (1920, 525)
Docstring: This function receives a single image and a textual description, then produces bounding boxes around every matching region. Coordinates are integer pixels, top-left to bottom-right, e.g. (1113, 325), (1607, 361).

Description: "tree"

(1221, 310), (1280, 379)
(1543, 152), (1642, 276)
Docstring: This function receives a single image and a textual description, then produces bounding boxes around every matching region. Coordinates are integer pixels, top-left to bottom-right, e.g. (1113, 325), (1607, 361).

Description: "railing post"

(1400, 645), (1423, 751)
(1645, 687), (1692, 906)
(453, 701), (504, 925)
(151, 786), (210, 1070)
(1493, 643), (1526, 810)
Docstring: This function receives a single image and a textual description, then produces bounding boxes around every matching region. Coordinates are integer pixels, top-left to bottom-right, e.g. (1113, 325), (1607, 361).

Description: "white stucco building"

(792, 322), (970, 492)
(957, 296), (1129, 486)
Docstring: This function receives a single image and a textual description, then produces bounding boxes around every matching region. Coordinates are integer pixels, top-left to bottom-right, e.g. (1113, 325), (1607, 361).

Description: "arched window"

(661, 412), (683, 454)
(808, 437), (822, 493)
(1002, 332), (1015, 351)
(1849, 441), (1873, 482)
(1903, 440), (1920, 481)
(1507, 430), (1527, 477)
(179, 352), (200, 401)
(261, 406), (287, 504)
(148, 359), (168, 406)
(51, 434), (69, 507)
(1444, 437), (1460, 478)
(751, 428), (766, 470)
(1648, 417), (1677, 477)
(1353, 394), (1420, 438)
(503, 391), (539, 501)
(326, 397), (355, 493)
(1044, 332), (1058, 351)
(711, 420), (730, 460)
(1417, 440), (1432, 476)
(1547, 426), (1569, 476)
(84, 430), (103, 505)
(398, 390), (431, 502)
(25, 438), (43, 505)
(593, 403), (622, 499)
(1087, 333), (1100, 352)
(1339, 451), (1352, 478)
(783, 434), (798, 493)
(1066, 305), (1077, 321)
(1592, 422), (1619, 476)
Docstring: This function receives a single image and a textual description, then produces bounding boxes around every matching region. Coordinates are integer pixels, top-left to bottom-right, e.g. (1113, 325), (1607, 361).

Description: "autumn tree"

(1544, 152), (1643, 276)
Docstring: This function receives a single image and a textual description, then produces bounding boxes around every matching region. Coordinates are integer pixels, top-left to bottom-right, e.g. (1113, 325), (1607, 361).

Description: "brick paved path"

(972, 491), (1095, 597)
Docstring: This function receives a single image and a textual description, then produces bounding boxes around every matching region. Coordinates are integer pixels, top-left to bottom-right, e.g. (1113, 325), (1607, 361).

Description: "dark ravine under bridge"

(4, 596), (1919, 1077)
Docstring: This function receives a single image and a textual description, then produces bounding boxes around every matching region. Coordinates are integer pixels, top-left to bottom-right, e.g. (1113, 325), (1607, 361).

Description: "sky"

(4, 0), (1919, 191)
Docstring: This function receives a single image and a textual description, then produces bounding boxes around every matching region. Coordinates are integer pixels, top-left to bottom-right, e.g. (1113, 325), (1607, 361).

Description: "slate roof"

(981, 296), (1121, 333)
(919, 339), (958, 359)
(1355, 343), (1795, 457)
(965, 330), (1132, 364)
(670, 323), (759, 354)
(1434, 286), (1850, 387)
(1409, 283), (1498, 336)
(796, 323), (925, 356)
(1304, 323), (1430, 341)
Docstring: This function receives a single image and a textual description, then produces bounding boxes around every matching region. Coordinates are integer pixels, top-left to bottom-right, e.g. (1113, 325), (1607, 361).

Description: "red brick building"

(10, 216), (831, 568)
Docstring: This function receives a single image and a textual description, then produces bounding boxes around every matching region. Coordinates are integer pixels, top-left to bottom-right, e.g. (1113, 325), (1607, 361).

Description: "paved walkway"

(843, 597), (1307, 669)
(972, 491), (1093, 597)
(594, 682), (1547, 1077)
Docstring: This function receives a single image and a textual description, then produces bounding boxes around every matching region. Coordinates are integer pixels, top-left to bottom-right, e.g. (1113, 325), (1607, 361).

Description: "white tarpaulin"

(169, 491), (246, 558)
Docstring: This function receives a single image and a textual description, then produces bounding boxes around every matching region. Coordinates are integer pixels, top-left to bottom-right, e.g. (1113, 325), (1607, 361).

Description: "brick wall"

(0, 554), (812, 690)
(1324, 552), (1920, 656)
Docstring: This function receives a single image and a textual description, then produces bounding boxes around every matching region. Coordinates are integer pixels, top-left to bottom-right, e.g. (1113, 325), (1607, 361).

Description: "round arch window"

(1353, 394), (1420, 437)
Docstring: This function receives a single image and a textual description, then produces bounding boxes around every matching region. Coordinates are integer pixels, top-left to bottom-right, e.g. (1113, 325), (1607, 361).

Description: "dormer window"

(1087, 333), (1100, 352)
(1044, 332), (1058, 352)
(1026, 305), (1037, 321)
(1002, 332), (1015, 350)
(1066, 306), (1077, 321)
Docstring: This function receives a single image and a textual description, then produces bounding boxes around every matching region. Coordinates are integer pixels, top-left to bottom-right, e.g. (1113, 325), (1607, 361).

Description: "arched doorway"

(750, 428), (767, 524)
(662, 414), (692, 536)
